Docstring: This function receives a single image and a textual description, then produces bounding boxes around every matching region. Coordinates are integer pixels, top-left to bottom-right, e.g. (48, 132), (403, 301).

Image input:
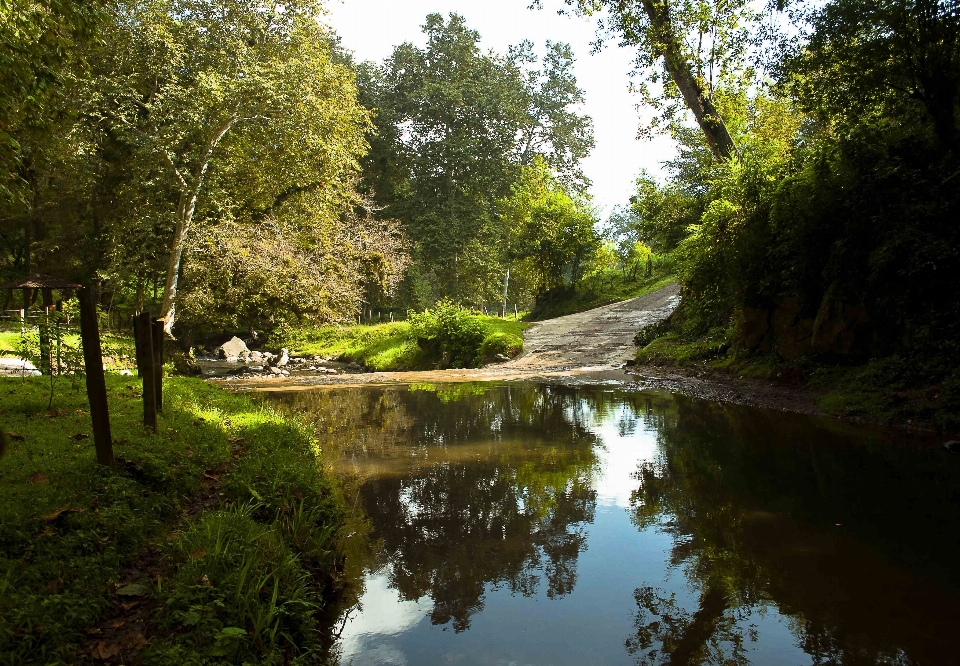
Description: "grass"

(527, 270), (675, 321)
(633, 327), (960, 432)
(0, 373), (346, 665)
(284, 315), (528, 371)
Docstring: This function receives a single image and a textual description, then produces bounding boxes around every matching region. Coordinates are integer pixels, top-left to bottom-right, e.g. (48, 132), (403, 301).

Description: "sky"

(321, 0), (678, 218)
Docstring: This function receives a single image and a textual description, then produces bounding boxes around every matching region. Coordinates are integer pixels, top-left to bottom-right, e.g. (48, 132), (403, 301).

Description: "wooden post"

(133, 312), (157, 431)
(151, 318), (163, 413)
(78, 287), (113, 467)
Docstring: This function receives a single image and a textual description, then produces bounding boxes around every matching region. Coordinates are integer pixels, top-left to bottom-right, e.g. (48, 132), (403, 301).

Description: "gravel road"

(504, 282), (680, 371)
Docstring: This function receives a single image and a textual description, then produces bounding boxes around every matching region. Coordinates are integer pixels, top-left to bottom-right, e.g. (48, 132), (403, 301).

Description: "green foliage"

(409, 301), (488, 369)
(499, 157), (601, 296)
(0, 376), (347, 665)
(478, 332), (524, 362)
(361, 13), (594, 305)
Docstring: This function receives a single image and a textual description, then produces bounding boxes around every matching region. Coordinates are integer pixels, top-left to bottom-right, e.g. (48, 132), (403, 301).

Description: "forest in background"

(0, 1), (620, 345)
(2, 0), (960, 383)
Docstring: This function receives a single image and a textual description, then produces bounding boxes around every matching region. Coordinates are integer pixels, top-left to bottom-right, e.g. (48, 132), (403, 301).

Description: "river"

(262, 381), (960, 666)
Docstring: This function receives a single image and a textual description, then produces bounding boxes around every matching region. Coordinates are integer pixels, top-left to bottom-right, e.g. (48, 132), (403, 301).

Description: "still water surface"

(265, 382), (960, 666)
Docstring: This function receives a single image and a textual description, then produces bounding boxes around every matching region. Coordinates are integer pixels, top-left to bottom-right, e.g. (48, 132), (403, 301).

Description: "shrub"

(408, 300), (487, 368)
(478, 332), (523, 363)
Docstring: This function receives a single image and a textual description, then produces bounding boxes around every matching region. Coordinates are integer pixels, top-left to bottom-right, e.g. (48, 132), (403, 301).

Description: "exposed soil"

(223, 283), (826, 416)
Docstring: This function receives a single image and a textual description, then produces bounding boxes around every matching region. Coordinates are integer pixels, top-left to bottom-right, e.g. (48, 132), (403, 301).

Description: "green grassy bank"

(0, 375), (346, 665)
(283, 315), (527, 372)
(635, 329), (960, 433)
(526, 270), (674, 321)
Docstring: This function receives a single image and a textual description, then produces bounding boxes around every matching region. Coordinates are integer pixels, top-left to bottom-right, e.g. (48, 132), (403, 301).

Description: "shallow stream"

(263, 382), (960, 666)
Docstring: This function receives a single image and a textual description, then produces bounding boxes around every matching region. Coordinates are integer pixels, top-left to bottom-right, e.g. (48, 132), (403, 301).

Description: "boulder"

(276, 348), (290, 367)
(217, 336), (249, 360)
(739, 307), (770, 350)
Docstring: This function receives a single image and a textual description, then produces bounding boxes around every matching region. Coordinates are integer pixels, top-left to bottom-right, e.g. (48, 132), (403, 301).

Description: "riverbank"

(0, 375), (347, 665)
(633, 335), (960, 435)
(280, 315), (527, 371)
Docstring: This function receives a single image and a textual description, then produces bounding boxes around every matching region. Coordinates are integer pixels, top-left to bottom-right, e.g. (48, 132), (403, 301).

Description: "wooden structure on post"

(0, 274), (80, 374)
(1, 276), (114, 466)
(133, 312), (162, 431)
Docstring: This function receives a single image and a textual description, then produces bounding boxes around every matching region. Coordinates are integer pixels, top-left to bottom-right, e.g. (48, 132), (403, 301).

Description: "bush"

(408, 300), (487, 368)
(478, 332), (523, 363)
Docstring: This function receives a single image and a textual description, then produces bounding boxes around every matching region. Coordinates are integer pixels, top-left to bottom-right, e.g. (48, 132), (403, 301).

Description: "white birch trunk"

(159, 116), (236, 337)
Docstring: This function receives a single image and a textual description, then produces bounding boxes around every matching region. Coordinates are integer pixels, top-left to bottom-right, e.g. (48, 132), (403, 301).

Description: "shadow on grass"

(0, 375), (346, 665)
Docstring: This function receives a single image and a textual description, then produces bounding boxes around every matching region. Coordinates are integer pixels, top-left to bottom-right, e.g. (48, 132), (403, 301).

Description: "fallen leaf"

(120, 601), (140, 611)
(95, 641), (120, 660)
(203, 472), (219, 481)
(109, 620), (126, 630)
(125, 631), (148, 650)
(70, 433), (90, 440)
(115, 583), (148, 597)
(29, 473), (48, 485)
(189, 547), (207, 560)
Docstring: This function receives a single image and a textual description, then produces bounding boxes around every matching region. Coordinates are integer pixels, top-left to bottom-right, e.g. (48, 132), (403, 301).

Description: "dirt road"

(227, 283), (827, 416)
(504, 282), (680, 371)
(230, 283), (681, 391)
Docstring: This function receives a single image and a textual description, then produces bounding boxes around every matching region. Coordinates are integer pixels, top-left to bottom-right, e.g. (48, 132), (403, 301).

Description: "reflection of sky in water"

(585, 402), (660, 509)
(338, 568), (433, 665)
(310, 386), (957, 666)
(332, 393), (811, 666)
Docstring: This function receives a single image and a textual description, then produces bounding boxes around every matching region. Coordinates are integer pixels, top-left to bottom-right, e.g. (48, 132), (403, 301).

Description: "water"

(264, 382), (960, 666)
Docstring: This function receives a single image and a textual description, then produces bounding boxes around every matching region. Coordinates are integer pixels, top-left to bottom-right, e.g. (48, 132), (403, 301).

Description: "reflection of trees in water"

(627, 396), (960, 666)
(277, 383), (601, 632)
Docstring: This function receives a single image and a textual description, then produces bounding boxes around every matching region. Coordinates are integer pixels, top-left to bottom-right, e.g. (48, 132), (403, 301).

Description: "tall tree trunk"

(159, 116), (235, 337)
(502, 265), (510, 316)
(641, 0), (737, 160)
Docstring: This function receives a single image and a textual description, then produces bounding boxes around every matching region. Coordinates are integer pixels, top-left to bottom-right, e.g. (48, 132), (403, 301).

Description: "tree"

(499, 157), (600, 296)
(87, 0), (373, 335)
(361, 13), (594, 304)
(544, 0), (758, 160)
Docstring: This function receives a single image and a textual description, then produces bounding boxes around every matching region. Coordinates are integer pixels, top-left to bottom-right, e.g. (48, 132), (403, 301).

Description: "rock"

(269, 366), (282, 375)
(217, 336), (249, 360)
(739, 307), (769, 350)
(276, 348), (290, 367)
(119, 369), (134, 376)
(248, 351), (263, 362)
(280, 369), (289, 376)
(493, 353), (510, 363)
(944, 440), (960, 454)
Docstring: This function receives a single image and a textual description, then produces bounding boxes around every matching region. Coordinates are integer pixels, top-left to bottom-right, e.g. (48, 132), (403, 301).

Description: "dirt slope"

(504, 282), (680, 371)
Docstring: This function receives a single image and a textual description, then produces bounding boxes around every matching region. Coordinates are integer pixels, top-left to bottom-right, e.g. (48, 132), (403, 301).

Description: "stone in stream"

(217, 336), (249, 360)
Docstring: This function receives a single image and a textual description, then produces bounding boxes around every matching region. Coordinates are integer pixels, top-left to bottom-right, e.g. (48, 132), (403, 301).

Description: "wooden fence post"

(151, 318), (163, 413)
(78, 287), (113, 467)
(133, 312), (157, 432)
